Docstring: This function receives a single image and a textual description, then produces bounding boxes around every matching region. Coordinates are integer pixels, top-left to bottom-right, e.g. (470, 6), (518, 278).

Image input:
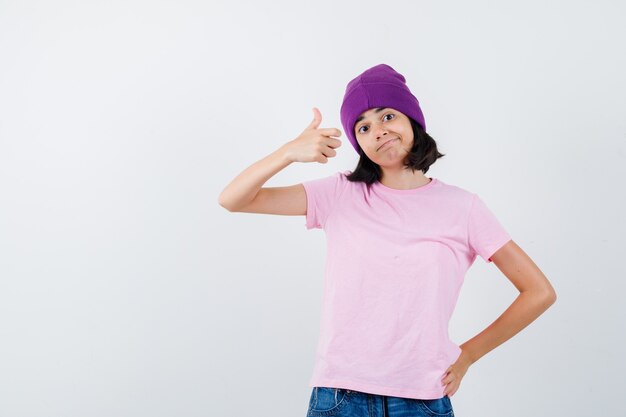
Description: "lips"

(378, 137), (398, 151)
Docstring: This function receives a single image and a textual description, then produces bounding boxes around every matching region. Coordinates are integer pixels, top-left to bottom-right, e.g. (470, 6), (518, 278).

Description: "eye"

(357, 113), (395, 134)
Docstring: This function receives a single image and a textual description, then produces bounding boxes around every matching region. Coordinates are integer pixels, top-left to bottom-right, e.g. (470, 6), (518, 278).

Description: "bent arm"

(459, 288), (555, 366)
(218, 145), (293, 212)
(459, 240), (557, 366)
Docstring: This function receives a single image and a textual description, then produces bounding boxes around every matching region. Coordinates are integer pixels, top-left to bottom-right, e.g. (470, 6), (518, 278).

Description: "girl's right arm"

(217, 107), (342, 215)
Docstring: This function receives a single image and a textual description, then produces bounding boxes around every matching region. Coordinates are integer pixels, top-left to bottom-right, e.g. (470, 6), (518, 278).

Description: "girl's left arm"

(442, 240), (556, 395)
(460, 239), (557, 365)
(442, 239), (556, 396)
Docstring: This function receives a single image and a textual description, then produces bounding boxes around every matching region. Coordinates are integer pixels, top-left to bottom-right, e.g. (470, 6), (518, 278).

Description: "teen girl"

(218, 63), (556, 417)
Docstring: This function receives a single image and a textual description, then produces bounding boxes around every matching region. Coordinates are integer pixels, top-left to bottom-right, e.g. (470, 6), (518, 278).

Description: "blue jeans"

(306, 387), (454, 417)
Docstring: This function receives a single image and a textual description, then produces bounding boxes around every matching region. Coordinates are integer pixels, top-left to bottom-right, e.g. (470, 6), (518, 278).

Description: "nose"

(371, 123), (389, 141)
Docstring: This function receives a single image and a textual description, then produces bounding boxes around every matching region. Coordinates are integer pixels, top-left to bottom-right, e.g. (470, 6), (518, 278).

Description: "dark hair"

(344, 117), (445, 186)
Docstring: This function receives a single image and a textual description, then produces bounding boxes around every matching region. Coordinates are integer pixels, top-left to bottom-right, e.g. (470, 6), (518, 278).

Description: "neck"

(379, 169), (431, 190)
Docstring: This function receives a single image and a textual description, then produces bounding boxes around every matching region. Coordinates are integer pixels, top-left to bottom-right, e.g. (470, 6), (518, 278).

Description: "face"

(354, 107), (414, 167)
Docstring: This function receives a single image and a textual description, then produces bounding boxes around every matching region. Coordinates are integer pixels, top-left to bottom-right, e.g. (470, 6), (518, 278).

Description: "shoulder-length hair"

(344, 117), (445, 185)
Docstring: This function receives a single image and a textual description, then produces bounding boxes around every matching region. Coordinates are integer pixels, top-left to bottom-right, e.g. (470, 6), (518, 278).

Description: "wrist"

(458, 346), (476, 367)
(277, 143), (294, 164)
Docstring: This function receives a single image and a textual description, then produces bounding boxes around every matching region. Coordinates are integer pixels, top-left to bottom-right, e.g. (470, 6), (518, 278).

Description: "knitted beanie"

(340, 63), (426, 154)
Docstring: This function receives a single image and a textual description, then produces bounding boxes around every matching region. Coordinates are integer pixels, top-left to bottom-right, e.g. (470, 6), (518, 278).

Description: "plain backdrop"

(1, 1), (624, 416)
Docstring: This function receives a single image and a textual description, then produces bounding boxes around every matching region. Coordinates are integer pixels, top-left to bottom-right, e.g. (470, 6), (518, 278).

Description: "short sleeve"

(467, 194), (512, 263)
(301, 171), (345, 230)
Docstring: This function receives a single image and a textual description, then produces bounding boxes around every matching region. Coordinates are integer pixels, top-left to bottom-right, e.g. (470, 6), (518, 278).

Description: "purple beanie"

(340, 64), (426, 154)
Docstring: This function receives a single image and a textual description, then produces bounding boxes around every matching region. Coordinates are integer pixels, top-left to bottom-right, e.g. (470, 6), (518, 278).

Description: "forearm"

(459, 289), (556, 365)
(218, 144), (292, 211)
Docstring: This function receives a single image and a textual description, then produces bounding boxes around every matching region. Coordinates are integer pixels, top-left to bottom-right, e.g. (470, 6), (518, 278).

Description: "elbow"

(546, 281), (557, 303)
(218, 194), (235, 212)
(543, 288), (557, 307)
(524, 287), (557, 308)
(536, 279), (557, 306)
(549, 290), (557, 305)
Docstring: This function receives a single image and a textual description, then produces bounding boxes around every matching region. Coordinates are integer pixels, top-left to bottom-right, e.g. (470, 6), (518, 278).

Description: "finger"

(321, 146), (337, 158)
(319, 127), (342, 137)
(443, 381), (456, 397)
(326, 138), (342, 149)
(441, 371), (450, 384)
(442, 368), (450, 380)
(450, 380), (461, 396)
(307, 107), (322, 130)
(442, 374), (455, 387)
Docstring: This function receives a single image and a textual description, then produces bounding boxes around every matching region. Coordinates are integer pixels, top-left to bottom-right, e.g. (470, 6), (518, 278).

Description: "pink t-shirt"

(302, 170), (512, 400)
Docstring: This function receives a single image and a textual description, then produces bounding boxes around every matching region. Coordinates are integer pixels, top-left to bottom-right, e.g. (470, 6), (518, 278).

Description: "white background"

(1, 1), (624, 416)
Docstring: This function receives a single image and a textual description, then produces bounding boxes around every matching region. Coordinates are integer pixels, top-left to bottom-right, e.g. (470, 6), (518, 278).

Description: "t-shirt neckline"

(372, 177), (437, 194)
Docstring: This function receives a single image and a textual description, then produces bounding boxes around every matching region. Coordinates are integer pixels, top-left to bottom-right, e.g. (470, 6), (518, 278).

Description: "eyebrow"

(355, 107), (389, 124)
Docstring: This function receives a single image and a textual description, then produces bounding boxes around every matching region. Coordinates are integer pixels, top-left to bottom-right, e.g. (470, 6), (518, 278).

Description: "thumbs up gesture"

(283, 107), (342, 164)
